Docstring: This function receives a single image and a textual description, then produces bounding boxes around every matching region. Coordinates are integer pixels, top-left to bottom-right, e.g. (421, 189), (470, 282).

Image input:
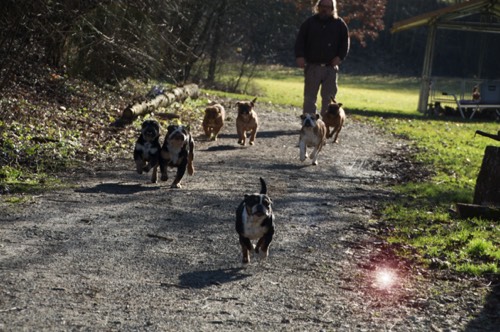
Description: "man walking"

(295, 0), (350, 115)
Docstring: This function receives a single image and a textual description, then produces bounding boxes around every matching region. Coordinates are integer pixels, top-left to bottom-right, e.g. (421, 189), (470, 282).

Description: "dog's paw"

(249, 141), (254, 145)
(143, 166), (151, 173)
(238, 140), (245, 146)
(170, 182), (182, 189)
(259, 250), (269, 259)
(312, 161), (318, 166)
(160, 175), (168, 182)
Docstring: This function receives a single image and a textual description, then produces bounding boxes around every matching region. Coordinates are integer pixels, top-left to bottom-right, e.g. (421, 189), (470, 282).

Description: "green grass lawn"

(246, 65), (499, 277)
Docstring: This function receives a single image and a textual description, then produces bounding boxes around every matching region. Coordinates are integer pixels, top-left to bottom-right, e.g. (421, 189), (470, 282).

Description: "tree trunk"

(473, 146), (500, 206)
(114, 84), (199, 126)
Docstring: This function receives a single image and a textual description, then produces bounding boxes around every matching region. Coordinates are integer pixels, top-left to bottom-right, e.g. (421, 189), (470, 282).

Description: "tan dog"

(202, 103), (225, 141)
(235, 97), (258, 146)
(321, 97), (345, 143)
(299, 113), (327, 165)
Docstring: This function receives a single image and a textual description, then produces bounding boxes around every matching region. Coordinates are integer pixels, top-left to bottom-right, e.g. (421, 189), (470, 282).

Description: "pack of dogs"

(133, 96), (345, 264)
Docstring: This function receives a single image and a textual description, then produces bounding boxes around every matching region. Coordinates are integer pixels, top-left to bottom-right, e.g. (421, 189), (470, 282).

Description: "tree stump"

(473, 145), (500, 206)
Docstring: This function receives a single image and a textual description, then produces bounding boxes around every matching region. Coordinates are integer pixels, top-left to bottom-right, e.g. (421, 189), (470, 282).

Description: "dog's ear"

(315, 113), (320, 120)
(166, 124), (175, 132)
(250, 97), (257, 106)
(330, 96), (335, 103)
(338, 103), (343, 107)
(153, 120), (161, 131)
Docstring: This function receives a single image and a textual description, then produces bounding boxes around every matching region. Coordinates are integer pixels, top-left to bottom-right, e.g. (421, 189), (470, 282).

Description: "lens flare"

(374, 268), (397, 289)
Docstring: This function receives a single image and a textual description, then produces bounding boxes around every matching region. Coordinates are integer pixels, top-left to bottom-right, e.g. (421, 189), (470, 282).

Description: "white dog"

(299, 113), (327, 165)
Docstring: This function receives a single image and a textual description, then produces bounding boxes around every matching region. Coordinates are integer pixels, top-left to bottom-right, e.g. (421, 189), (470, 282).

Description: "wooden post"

(418, 24), (437, 113)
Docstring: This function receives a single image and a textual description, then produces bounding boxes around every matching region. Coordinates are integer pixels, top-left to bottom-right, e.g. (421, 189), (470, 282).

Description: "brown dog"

(235, 97), (258, 146)
(321, 97), (345, 143)
(299, 113), (327, 165)
(202, 103), (225, 141)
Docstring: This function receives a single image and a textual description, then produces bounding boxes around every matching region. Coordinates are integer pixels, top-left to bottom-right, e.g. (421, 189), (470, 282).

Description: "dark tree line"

(0, 0), (386, 92)
(1, 0), (498, 94)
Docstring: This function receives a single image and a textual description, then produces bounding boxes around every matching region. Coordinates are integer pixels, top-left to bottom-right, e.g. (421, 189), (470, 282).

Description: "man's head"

(314, 0), (338, 19)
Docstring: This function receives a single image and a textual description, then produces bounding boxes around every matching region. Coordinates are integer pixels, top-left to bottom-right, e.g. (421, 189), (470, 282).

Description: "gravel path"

(1, 106), (498, 331)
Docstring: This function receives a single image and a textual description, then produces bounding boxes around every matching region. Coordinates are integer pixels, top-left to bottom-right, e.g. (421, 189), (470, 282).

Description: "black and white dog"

(235, 177), (275, 264)
(160, 124), (195, 188)
(134, 119), (161, 183)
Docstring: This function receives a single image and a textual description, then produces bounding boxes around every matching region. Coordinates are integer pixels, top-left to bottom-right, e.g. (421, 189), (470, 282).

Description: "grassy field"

(219, 65), (500, 276)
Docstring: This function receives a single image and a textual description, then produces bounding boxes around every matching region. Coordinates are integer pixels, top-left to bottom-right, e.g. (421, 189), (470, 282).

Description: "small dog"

(321, 97), (345, 143)
(159, 124), (195, 188)
(299, 113), (327, 165)
(235, 177), (275, 264)
(134, 119), (161, 183)
(235, 97), (258, 145)
(202, 103), (225, 141)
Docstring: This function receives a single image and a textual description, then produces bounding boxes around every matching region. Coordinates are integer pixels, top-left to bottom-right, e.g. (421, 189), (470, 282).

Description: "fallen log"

(113, 84), (200, 126)
(455, 203), (500, 221)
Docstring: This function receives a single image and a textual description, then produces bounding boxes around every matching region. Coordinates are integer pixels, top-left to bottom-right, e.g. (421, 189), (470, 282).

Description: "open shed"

(391, 0), (500, 114)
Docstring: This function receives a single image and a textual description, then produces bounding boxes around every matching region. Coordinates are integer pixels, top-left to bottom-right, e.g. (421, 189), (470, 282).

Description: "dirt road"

(1, 106), (497, 331)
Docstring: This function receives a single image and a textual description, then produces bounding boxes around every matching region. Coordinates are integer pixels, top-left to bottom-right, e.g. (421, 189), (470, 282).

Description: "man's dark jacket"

(294, 14), (350, 64)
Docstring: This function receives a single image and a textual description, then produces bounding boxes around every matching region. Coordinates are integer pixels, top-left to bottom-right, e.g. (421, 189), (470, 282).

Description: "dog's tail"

(259, 177), (267, 195)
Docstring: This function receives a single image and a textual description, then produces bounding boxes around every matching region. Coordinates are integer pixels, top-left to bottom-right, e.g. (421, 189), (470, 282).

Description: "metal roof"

(391, 0), (500, 34)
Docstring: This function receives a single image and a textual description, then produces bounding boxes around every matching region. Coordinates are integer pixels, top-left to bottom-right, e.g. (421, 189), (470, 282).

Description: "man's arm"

(337, 18), (350, 61)
(294, 19), (309, 67)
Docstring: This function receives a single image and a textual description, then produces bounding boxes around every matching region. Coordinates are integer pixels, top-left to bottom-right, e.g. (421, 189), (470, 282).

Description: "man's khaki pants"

(303, 64), (338, 114)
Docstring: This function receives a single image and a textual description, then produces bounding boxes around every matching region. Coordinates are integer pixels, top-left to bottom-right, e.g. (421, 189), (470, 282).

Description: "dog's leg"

(213, 125), (222, 141)
(326, 126), (333, 139)
(203, 125), (211, 138)
(299, 140), (307, 162)
(237, 126), (245, 145)
(151, 165), (158, 183)
(171, 157), (187, 188)
(187, 138), (195, 176)
(239, 235), (254, 264)
(333, 123), (343, 143)
(249, 128), (257, 145)
(135, 159), (145, 174)
(256, 229), (274, 259)
(310, 145), (320, 165)
(159, 157), (168, 182)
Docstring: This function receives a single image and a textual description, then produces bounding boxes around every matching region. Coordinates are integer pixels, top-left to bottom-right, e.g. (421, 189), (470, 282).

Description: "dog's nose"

(254, 205), (268, 216)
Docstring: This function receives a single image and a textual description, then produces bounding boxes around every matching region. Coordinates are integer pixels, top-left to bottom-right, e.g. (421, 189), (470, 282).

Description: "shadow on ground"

(178, 267), (251, 289)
